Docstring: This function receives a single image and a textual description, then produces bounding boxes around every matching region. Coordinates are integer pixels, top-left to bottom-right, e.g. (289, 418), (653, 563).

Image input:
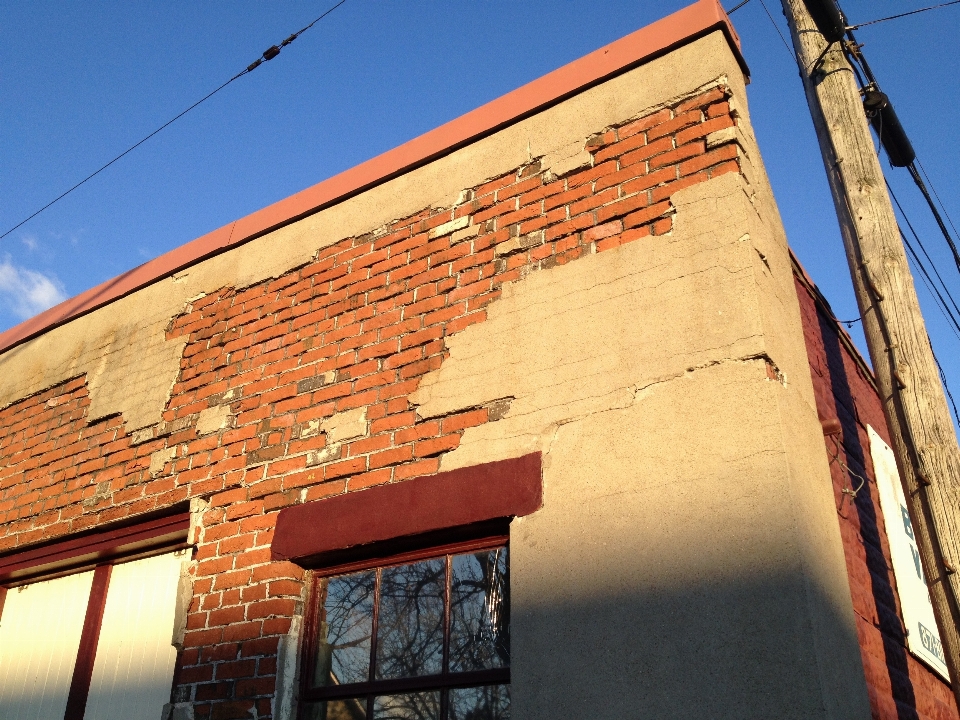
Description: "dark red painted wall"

(796, 268), (959, 720)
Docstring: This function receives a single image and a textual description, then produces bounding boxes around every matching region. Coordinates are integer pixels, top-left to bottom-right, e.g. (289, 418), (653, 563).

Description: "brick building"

(0, 1), (955, 718)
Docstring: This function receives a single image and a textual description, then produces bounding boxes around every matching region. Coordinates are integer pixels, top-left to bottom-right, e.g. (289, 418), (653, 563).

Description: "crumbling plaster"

(1, 31), (742, 431)
(406, 82), (872, 720)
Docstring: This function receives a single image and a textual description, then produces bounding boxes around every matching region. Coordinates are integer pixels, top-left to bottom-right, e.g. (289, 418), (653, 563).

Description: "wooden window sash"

(299, 535), (510, 716)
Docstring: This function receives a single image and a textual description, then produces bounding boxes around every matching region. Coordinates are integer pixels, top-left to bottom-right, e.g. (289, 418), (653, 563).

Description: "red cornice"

(0, 0), (744, 356)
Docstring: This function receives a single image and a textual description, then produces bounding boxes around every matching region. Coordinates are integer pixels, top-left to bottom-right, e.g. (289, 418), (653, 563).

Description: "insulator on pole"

(863, 89), (916, 168)
(803, 0), (847, 42)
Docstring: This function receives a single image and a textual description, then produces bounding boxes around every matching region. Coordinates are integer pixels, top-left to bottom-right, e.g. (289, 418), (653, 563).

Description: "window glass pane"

(302, 699), (368, 720)
(373, 691), (440, 720)
(449, 685), (510, 720)
(314, 571), (376, 688)
(449, 548), (509, 673)
(0, 570), (94, 720)
(375, 559), (445, 680)
(83, 552), (184, 720)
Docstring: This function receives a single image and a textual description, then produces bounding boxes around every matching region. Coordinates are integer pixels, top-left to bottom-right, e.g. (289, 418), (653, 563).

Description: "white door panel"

(0, 570), (95, 720)
(83, 552), (182, 720)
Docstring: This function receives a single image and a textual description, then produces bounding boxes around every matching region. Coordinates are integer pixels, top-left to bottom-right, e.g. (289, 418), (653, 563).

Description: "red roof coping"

(0, 0), (744, 356)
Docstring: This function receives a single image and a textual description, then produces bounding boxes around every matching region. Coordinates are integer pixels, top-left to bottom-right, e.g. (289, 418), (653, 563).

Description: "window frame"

(298, 532), (510, 720)
(0, 509), (191, 720)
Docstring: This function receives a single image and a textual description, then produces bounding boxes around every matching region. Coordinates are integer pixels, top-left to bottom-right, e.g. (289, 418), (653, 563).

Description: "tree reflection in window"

(377, 559), (445, 680)
(302, 544), (509, 720)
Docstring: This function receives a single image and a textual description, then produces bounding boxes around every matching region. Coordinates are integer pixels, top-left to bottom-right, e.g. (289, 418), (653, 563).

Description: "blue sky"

(1, 0), (958, 407)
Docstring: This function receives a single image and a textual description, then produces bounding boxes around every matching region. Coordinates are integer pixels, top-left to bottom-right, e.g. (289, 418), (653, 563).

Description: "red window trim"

(272, 453), (541, 565)
(310, 529), (510, 579)
(299, 533), (510, 718)
(64, 564), (113, 720)
(0, 507), (190, 587)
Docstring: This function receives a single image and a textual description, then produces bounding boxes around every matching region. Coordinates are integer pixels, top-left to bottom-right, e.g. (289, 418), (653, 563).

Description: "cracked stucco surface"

(0, 31), (741, 431)
(409, 100), (871, 720)
(413, 172), (788, 469)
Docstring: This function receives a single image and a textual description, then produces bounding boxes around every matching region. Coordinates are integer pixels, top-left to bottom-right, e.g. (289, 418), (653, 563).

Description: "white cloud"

(0, 256), (68, 320)
(21, 235), (37, 251)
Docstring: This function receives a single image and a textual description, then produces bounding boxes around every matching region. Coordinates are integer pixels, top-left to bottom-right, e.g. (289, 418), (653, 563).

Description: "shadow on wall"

(818, 312), (919, 720)
(514, 573), (862, 720)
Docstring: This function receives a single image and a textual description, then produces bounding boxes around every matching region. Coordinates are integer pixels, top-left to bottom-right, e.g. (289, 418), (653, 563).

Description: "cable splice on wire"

(839, 26), (960, 280)
(0, 0), (350, 242)
(726, 0), (753, 14)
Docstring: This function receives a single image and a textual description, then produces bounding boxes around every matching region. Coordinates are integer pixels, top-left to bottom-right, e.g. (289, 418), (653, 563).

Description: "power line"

(906, 163), (960, 277)
(0, 0), (350, 242)
(902, 226), (960, 342)
(758, 0), (799, 60)
(726, 0), (753, 14)
(888, 180), (960, 320)
(917, 159), (960, 248)
(847, 0), (960, 30)
(933, 348), (960, 427)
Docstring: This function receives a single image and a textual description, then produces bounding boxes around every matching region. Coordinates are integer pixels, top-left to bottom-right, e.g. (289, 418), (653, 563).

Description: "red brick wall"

(0, 86), (738, 719)
(796, 272), (959, 720)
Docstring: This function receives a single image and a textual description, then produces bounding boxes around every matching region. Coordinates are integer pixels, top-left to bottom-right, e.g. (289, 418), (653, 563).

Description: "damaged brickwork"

(0, 87), (744, 719)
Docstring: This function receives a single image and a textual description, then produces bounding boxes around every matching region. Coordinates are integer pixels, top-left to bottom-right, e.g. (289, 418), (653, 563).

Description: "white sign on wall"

(868, 425), (950, 680)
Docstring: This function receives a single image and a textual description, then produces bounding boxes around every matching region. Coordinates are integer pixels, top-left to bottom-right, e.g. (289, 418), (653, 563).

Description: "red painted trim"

(64, 563), (112, 720)
(0, 586), (6, 622)
(0, 0), (745, 356)
(272, 453), (542, 563)
(0, 512), (189, 585)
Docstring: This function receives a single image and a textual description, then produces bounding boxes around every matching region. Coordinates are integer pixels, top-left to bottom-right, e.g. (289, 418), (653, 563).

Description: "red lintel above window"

(272, 453), (542, 564)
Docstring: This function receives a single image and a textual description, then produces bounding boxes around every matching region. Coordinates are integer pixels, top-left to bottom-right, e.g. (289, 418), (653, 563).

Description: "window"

(0, 513), (189, 720)
(300, 538), (510, 720)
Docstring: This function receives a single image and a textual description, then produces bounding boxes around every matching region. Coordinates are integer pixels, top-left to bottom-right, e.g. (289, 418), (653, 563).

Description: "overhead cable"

(0, 0), (350, 242)
(888, 180), (960, 330)
(847, 0), (960, 30)
(758, 0), (802, 61)
(933, 348), (960, 427)
(726, 0), (754, 14)
(901, 226), (960, 342)
(907, 163), (960, 275)
(918, 159), (960, 242)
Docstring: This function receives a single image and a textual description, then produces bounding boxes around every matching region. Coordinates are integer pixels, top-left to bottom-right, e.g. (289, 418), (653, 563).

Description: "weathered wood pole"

(780, 0), (960, 705)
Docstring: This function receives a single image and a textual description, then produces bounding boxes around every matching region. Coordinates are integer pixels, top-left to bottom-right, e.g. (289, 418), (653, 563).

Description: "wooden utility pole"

(779, 0), (960, 702)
